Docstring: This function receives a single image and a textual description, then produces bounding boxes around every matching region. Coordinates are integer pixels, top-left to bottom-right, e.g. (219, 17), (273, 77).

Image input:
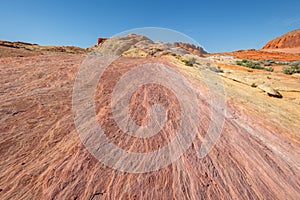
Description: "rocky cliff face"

(263, 29), (300, 49)
(173, 42), (207, 56)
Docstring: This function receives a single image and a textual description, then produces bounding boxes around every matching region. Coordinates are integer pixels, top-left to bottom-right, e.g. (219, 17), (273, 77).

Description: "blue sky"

(0, 0), (299, 53)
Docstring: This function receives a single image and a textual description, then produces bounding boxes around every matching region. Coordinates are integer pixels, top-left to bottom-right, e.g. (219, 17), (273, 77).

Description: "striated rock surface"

(0, 37), (300, 199)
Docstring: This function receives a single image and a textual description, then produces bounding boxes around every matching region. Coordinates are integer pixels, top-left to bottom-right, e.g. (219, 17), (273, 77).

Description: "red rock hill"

(263, 29), (300, 49)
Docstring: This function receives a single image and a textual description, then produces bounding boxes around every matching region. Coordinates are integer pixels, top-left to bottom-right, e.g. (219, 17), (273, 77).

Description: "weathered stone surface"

(0, 37), (299, 199)
(92, 34), (206, 57)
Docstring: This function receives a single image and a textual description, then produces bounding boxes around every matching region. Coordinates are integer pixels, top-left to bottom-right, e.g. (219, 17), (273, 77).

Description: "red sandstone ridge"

(173, 42), (207, 56)
(263, 29), (300, 51)
(227, 49), (300, 62)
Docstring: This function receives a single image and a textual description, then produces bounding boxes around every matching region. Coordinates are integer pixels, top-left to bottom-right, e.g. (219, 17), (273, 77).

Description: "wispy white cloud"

(285, 18), (300, 26)
(269, 17), (300, 26)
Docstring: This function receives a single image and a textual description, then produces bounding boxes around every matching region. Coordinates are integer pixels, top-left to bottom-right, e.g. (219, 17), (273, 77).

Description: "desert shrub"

(251, 83), (257, 88)
(236, 60), (262, 69)
(217, 66), (224, 73)
(182, 58), (196, 67)
(237, 60), (274, 72)
(283, 66), (300, 75)
(182, 59), (192, 66)
(265, 67), (274, 72)
(283, 67), (295, 75)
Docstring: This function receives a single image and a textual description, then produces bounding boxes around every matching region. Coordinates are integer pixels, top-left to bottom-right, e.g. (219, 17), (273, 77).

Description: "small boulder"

(257, 85), (283, 98)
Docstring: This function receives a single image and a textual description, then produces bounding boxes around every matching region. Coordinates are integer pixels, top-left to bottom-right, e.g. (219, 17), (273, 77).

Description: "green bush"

(182, 58), (196, 67)
(236, 60), (274, 72)
(266, 67), (274, 72)
(236, 60), (263, 69)
(251, 83), (257, 88)
(283, 67), (298, 75)
(283, 62), (300, 74)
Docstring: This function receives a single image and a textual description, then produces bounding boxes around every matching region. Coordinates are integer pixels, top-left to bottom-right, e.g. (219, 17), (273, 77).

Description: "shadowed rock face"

(173, 42), (207, 56)
(263, 29), (300, 49)
(97, 38), (108, 45)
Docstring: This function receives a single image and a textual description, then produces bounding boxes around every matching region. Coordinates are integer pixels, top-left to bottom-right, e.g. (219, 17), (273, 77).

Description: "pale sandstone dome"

(93, 34), (206, 57)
